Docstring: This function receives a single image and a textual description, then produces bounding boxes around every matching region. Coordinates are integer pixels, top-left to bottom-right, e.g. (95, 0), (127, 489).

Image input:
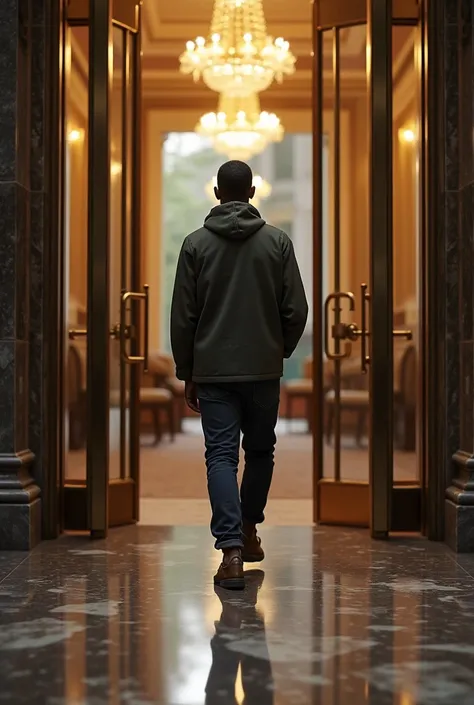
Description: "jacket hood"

(204, 201), (265, 241)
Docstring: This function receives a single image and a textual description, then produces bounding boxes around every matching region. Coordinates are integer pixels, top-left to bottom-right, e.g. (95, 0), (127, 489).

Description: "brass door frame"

(58, 0), (143, 537)
(312, 0), (425, 536)
(422, 0), (448, 540)
(86, 0), (111, 538)
(368, 0), (393, 538)
(129, 14), (143, 511)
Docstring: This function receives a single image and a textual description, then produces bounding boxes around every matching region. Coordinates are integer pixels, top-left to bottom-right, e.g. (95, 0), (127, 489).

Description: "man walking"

(171, 160), (308, 589)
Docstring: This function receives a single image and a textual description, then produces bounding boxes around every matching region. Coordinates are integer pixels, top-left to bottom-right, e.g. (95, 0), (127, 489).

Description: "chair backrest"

(398, 344), (417, 407)
(147, 352), (174, 378)
(67, 344), (83, 405)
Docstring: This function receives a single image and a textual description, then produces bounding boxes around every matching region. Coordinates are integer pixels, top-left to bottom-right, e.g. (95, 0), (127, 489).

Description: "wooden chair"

(394, 344), (417, 451)
(324, 343), (417, 449)
(146, 352), (186, 432)
(67, 343), (87, 450)
(110, 385), (175, 446)
(139, 387), (175, 445)
(285, 378), (314, 432)
(284, 356), (314, 432)
(325, 388), (369, 447)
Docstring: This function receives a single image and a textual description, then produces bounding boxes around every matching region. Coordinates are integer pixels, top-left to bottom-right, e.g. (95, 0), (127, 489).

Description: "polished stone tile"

(1, 526), (474, 704)
(139, 498), (313, 526)
(0, 553), (26, 583)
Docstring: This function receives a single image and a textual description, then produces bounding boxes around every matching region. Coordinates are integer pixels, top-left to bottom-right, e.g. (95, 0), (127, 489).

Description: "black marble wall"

(29, 2), (46, 501)
(0, 0), (42, 549)
(444, 0), (462, 482)
(445, 0), (474, 551)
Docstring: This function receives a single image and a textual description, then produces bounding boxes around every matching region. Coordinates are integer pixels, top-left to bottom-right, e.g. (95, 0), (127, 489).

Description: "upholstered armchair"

(145, 352), (186, 433)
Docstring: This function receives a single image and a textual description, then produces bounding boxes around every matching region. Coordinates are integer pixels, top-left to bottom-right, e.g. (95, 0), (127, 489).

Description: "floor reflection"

(1, 526), (474, 704)
(206, 571), (273, 705)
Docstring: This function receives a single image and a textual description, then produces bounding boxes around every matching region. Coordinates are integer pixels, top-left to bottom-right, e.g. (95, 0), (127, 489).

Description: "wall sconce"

(111, 161), (122, 177)
(398, 126), (417, 144)
(67, 128), (84, 143)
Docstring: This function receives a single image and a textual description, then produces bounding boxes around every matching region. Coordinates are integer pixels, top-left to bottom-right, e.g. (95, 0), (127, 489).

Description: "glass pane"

(65, 26), (89, 482)
(322, 25), (370, 484)
(123, 31), (135, 478)
(273, 137), (294, 180)
(339, 23), (369, 484)
(392, 25), (420, 484)
(109, 26), (126, 481)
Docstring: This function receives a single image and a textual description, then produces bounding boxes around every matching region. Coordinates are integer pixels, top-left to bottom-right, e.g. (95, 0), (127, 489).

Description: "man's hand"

(185, 381), (200, 414)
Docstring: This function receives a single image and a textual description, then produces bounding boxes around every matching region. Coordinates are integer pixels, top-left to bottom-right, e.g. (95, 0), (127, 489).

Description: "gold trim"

(67, 0), (140, 30)
(318, 480), (370, 527)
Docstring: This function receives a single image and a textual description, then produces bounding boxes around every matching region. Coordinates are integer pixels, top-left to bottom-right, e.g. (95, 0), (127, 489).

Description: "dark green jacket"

(170, 202), (308, 383)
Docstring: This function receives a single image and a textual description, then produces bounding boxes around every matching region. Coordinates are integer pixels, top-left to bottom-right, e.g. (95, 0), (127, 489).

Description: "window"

(278, 221), (293, 240)
(274, 136), (294, 180)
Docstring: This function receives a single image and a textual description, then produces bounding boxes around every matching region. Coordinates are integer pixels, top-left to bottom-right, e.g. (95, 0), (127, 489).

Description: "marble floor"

(1, 526), (474, 704)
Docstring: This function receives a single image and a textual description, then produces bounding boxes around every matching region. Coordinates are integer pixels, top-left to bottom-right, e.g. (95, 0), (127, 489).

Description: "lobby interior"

(64, 3), (422, 529)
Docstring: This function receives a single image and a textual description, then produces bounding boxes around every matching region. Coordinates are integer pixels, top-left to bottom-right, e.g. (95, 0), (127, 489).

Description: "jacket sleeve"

(170, 238), (199, 381)
(280, 233), (309, 359)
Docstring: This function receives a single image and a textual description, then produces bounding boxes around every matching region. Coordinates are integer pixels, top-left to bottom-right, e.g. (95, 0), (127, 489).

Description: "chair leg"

(178, 396), (185, 433)
(356, 411), (366, 447)
(167, 402), (175, 442)
(152, 407), (162, 446)
(306, 396), (314, 434)
(287, 395), (293, 433)
(326, 405), (333, 444)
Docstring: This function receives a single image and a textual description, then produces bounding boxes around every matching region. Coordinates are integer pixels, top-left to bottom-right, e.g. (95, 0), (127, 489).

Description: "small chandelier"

(206, 174), (272, 209)
(197, 93), (283, 162)
(180, 0), (296, 98)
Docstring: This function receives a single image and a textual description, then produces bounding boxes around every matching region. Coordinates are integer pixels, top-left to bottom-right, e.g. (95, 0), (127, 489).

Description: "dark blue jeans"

(197, 380), (280, 550)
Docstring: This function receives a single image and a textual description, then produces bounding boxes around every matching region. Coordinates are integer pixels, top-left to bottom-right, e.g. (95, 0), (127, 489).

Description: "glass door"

(312, 0), (421, 537)
(63, 0), (144, 537)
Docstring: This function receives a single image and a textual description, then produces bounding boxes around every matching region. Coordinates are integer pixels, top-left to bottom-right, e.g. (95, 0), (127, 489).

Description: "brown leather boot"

(242, 522), (265, 563)
(214, 548), (245, 590)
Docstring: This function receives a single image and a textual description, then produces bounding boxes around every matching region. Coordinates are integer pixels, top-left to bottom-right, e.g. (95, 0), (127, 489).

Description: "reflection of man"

(171, 161), (308, 589)
(205, 570), (273, 704)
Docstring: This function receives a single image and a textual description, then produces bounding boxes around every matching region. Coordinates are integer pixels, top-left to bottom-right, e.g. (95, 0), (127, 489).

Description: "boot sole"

(214, 576), (245, 590)
(242, 552), (265, 563)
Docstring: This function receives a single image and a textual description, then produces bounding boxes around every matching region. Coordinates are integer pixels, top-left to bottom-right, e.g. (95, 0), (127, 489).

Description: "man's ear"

(214, 186), (220, 201)
(249, 185), (256, 201)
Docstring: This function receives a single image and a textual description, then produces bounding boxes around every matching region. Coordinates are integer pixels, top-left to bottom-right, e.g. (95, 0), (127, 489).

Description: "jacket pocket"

(253, 380), (280, 410)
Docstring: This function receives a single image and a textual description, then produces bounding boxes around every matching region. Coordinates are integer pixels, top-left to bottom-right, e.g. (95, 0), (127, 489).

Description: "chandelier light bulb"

(196, 93), (284, 161)
(180, 0), (296, 97)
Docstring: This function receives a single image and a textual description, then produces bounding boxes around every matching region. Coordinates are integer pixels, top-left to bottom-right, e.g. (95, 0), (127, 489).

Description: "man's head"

(215, 160), (256, 204)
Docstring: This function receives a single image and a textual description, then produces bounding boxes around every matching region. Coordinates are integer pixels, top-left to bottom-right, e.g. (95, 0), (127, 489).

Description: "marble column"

(445, 0), (474, 551)
(0, 0), (41, 549)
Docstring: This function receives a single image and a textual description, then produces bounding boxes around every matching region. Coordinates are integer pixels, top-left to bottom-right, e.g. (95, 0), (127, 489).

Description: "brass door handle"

(393, 329), (413, 340)
(324, 291), (356, 360)
(69, 327), (127, 341)
(68, 329), (87, 340)
(120, 285), (150, 371)
(360, 283), (370, 374)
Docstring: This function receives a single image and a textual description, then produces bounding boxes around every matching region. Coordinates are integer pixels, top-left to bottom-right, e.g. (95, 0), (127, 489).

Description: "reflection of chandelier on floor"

(197, 93), (283, 161)
(205, 174), (272, 209)
(180, 0), (295, 97)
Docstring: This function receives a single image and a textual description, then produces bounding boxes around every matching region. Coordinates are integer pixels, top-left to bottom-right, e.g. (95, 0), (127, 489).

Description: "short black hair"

(216, 160), (253, 201)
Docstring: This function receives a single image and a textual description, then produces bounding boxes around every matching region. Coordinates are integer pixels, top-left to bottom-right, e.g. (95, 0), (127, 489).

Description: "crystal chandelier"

(180, 0), (296, 98)
(206, 174), (272, 209)
(197, 93), (283, 161)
